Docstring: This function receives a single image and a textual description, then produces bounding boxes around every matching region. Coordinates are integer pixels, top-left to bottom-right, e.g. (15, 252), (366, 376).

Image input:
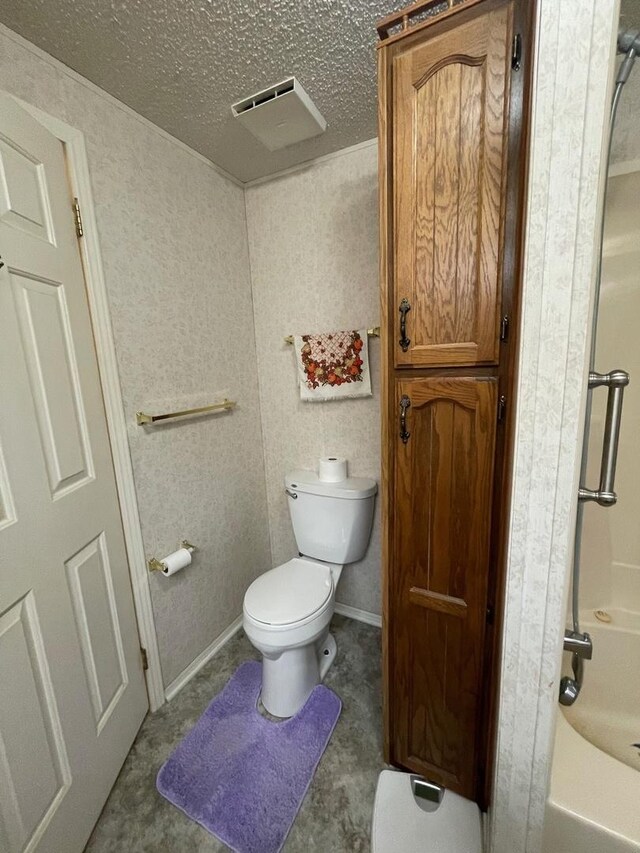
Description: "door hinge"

(500, 314), (510, 342)
(498, 394), (507, 423)
(140, 647), (149, 671)
(486, 604), (495, 625)
(512, 33), (522, 71)
(72, 197), (84, 238)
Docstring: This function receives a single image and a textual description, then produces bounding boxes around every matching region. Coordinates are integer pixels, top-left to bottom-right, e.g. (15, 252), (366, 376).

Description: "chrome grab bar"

(578, 369), (629, 506)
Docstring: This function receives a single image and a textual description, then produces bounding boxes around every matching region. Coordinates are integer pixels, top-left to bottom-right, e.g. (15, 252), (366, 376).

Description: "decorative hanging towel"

(294, 329), (372, 401)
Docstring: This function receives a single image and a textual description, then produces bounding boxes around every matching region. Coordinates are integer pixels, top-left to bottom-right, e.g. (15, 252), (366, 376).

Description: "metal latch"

(500, 314), (510, 342)
(512, 33), (522, 71)
(498, 394), (507, 422)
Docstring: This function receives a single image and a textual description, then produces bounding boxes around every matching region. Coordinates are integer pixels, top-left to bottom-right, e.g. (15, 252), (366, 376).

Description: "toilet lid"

(244, 558), (333, 625)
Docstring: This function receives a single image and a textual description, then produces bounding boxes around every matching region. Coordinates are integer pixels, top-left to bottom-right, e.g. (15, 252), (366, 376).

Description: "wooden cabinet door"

(390, 377), (497, 797)
(392, 3), (513, 367)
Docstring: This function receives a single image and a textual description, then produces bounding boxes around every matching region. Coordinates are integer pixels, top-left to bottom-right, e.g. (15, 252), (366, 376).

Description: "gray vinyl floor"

(85, 615), (383, 852)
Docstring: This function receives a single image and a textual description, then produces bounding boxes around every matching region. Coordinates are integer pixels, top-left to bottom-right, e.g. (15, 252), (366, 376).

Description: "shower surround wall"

(613, 0), (640, 169)
(245, 141), (382, 617)
(580, 24), (640, 614)
(579, 171), (640, 613)
(0, 25), (272, 688)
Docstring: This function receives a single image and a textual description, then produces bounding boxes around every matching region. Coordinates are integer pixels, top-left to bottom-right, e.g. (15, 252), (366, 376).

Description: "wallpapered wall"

(245, 142), (382, 616)
(0, 26), (272, 687)
(1, 24), (382, 690)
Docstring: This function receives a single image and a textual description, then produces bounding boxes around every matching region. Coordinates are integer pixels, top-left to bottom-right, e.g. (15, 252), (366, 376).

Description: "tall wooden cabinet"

(378, 0), (532, 805)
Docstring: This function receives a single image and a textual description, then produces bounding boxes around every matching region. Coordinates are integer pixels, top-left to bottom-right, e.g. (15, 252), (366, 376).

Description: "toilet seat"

(244, 558), (333, 626)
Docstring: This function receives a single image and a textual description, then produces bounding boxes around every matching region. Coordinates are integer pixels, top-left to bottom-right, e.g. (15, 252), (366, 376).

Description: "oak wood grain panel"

(408, 587), (468, 617)
(392, 4), (512, 367)
(429, 62), (460, 349)
(414, 63), (437, 351)
(391, 377), (497, 796)
(379, 0), (532, 808)
(378, 43), (394, 765)
(457, 61), (483, 345)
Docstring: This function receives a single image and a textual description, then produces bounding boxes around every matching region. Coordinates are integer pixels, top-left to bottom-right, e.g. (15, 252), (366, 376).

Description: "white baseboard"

(164, 605), (380, 703)
(164, 615), (243, 702)
(334, 602), (382, 628)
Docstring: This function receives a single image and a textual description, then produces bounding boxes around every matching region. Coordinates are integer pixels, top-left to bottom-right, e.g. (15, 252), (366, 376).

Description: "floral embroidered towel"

(294, 329), (372, 401)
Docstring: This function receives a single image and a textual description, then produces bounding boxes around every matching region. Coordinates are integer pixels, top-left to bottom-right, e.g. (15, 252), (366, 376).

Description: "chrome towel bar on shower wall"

(578, 369), (629, 506)
(136, 398), (236, 425)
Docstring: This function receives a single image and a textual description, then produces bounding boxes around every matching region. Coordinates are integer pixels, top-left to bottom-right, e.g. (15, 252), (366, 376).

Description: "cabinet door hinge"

(498, 395), (507, 423)
(140, 647), (149, 671)
(512, 33), (522, 71)
(72, 197), (84, 238)
(500, 314), (510, 342)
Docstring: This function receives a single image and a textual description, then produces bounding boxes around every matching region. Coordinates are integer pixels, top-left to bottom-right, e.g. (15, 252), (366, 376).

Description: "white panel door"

(0, 95), (148, 852)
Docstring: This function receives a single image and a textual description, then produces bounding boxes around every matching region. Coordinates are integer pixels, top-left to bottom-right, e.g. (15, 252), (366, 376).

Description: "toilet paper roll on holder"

(148, 540), (196, 572)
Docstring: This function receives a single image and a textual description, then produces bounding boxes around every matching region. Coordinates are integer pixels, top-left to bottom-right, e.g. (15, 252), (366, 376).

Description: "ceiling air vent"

(231, 77), (326, 151)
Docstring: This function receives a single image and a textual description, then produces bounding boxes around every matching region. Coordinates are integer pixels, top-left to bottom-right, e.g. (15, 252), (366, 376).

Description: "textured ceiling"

(0, 0), (404, 182)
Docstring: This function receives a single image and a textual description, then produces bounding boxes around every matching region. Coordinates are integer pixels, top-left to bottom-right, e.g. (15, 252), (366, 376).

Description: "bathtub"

(543, 609), (640, 852)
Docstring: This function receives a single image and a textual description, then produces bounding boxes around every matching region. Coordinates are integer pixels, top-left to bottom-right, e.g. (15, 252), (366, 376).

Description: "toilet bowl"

(243, 469), (376, 717)
(244, 557), (340, 717)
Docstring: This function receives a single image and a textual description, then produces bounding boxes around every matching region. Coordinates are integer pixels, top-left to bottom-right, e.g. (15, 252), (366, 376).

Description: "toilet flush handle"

(285, 488), (298, 500)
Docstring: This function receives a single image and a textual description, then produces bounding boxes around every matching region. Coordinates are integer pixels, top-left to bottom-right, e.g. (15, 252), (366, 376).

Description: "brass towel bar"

(284, 326), (381, 345)
(136, 399), (236, 426)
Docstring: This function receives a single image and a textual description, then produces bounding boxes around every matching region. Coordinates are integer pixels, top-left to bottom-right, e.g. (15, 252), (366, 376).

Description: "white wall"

(0, 25), (272, 688)
(245, 141), (382, 616)
(489, 1), (619, 851)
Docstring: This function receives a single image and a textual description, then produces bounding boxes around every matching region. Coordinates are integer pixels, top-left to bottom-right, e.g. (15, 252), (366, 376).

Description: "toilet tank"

(285, 470), (377, 564)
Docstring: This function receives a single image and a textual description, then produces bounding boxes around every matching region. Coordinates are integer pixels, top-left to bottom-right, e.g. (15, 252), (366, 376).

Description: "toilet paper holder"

(148, 540), (196, 572)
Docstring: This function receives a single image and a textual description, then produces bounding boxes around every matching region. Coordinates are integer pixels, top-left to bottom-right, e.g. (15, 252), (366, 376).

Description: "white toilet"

(243, 468), (376, 717)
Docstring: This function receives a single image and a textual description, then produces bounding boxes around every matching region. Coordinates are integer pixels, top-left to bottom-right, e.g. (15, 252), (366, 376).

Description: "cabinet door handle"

(399, 298), (411, 352)
(399, 395), (411, 444)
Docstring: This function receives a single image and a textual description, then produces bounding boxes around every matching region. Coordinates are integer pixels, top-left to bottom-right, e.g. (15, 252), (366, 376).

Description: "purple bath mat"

(157, 660), (341, 853)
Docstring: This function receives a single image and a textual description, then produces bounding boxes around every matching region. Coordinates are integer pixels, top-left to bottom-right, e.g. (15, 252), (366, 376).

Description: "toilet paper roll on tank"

(318, 457), (348, 483)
